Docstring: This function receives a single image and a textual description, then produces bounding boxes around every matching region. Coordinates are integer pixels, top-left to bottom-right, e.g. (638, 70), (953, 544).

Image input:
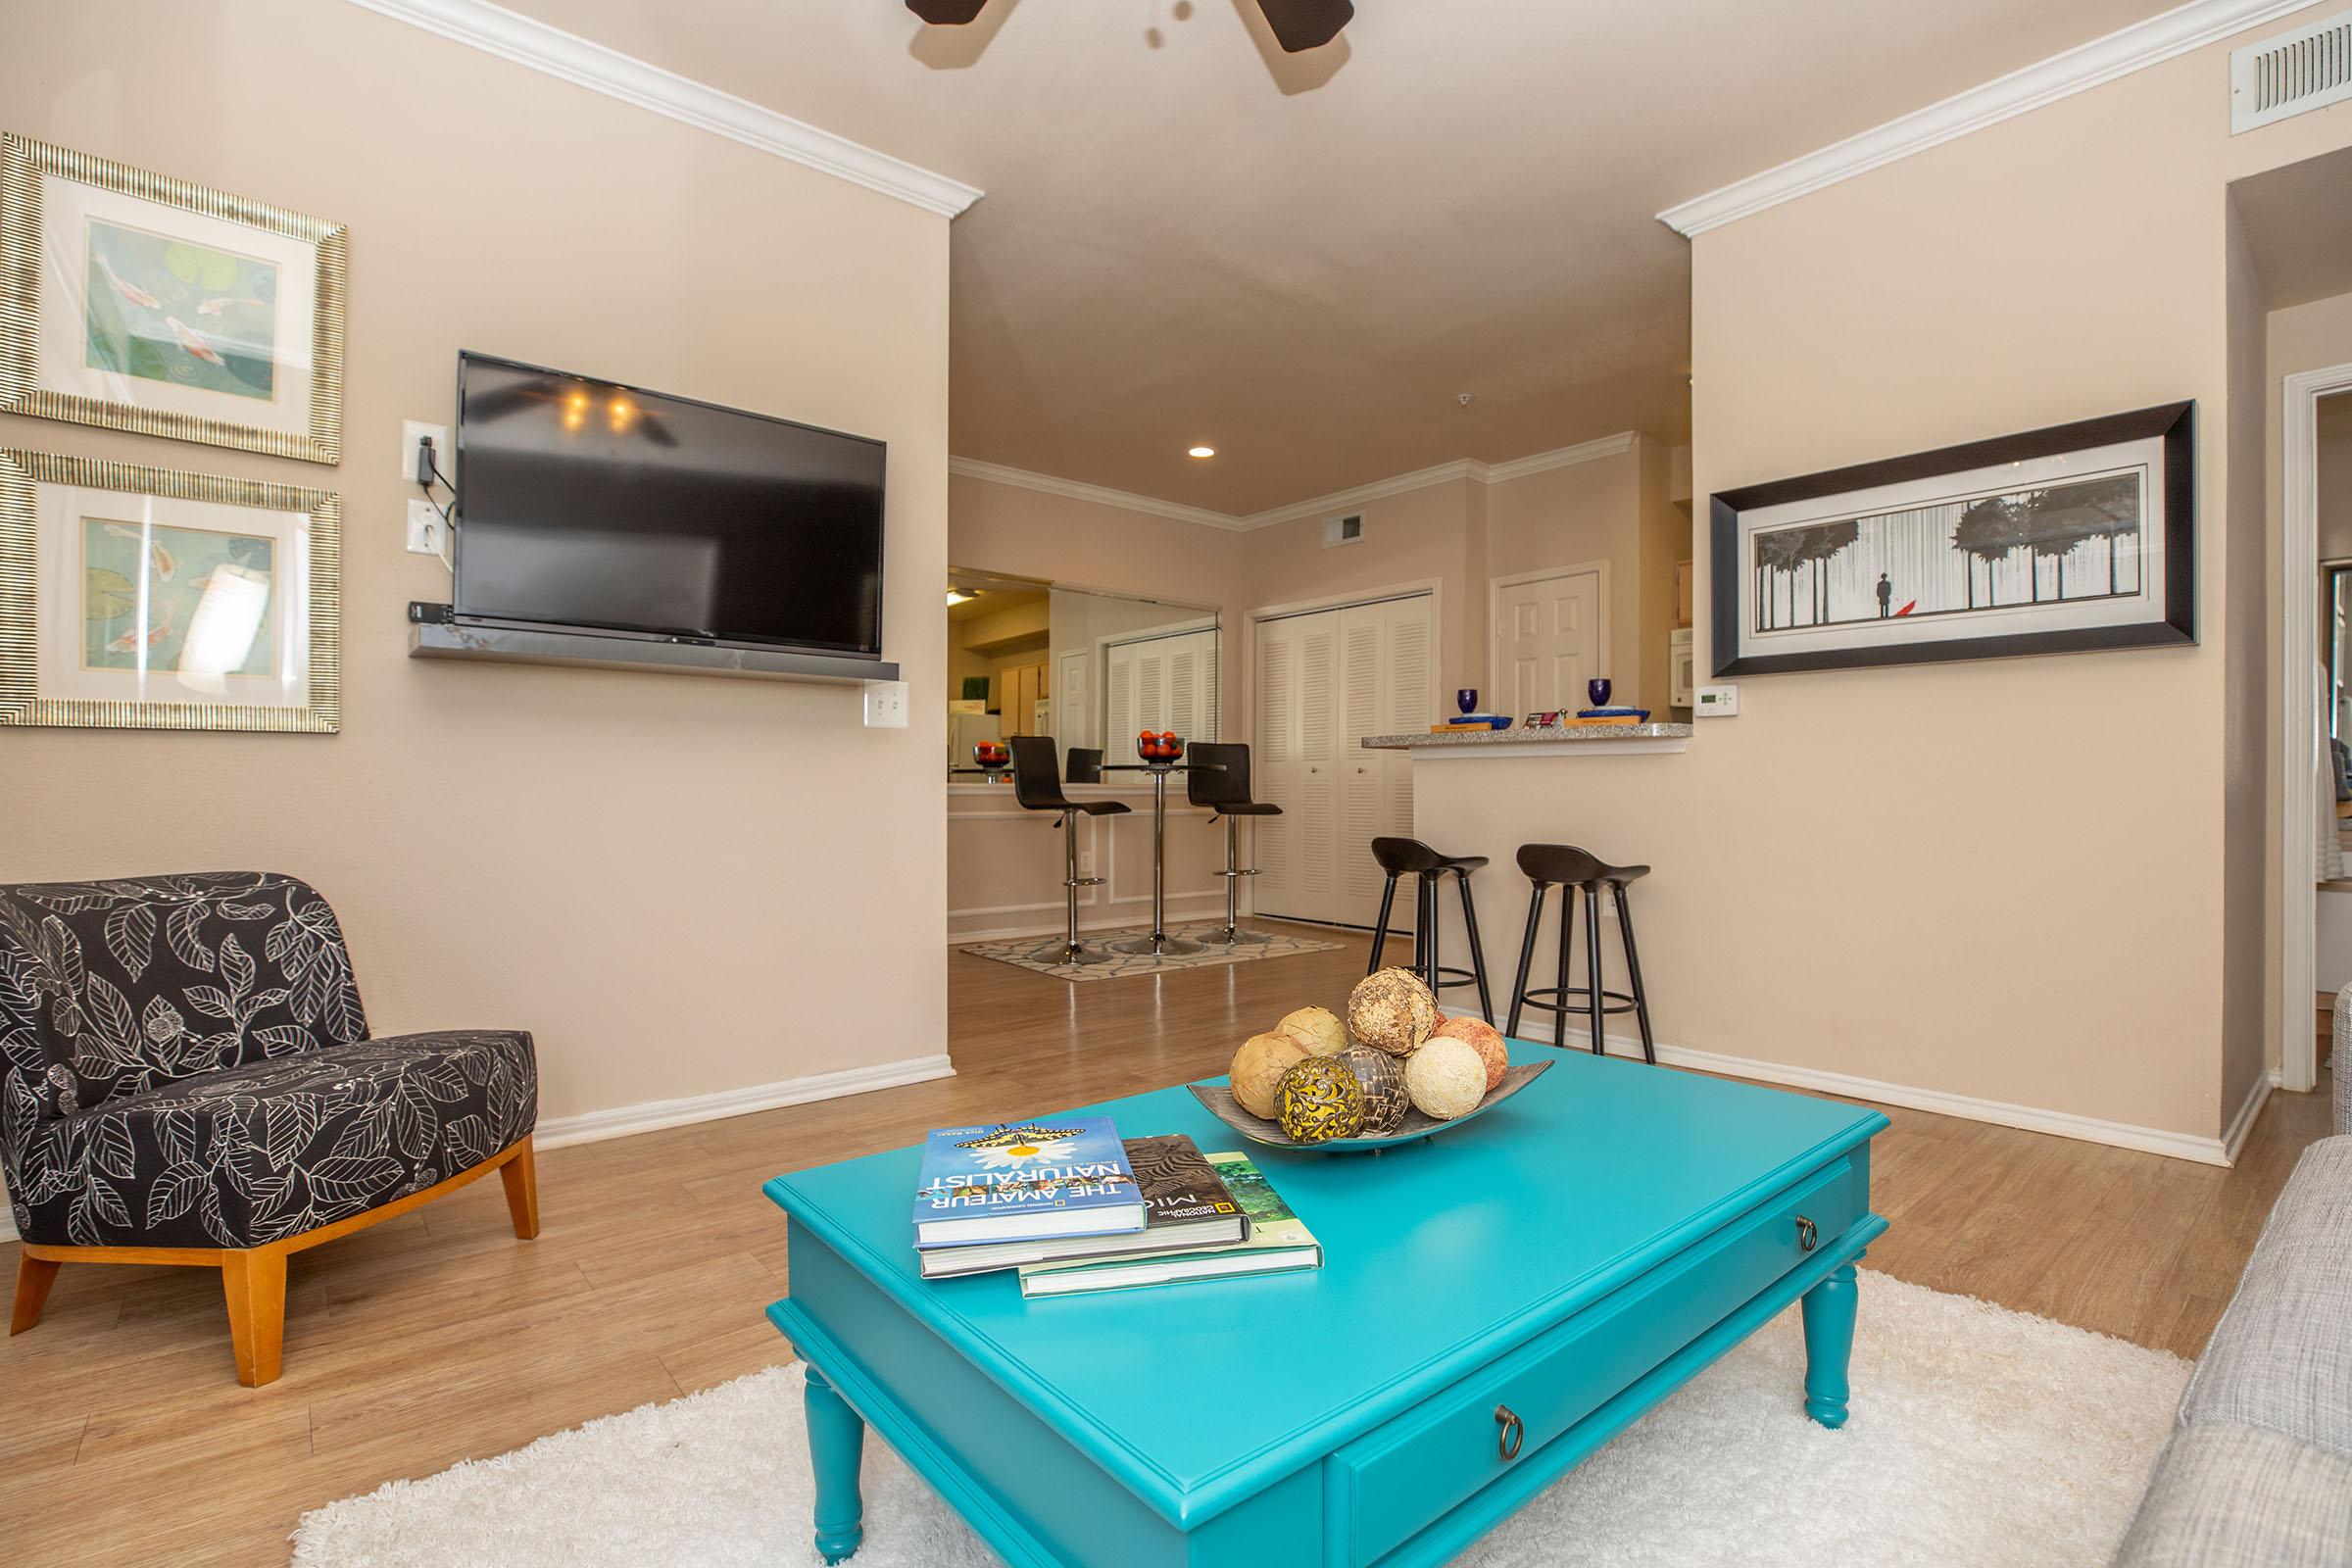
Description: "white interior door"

(1251, 592), (1435, 928)
(1252, 617), (1299, 918)
(1493, 567), (1603, 716)
(1055, 650), (1089, 751)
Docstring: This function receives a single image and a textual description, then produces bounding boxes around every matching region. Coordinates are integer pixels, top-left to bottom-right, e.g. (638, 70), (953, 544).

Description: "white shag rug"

(293, 1272), (2186, 1567)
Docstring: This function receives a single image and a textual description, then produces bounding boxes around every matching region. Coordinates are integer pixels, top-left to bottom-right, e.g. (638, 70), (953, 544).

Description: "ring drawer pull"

(1795, 1215), (1818, 1252)
(1495, 1404), (1524, 1461)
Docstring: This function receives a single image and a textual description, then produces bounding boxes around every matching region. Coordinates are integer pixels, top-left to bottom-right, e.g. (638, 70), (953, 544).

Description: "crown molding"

(951, 432), (1642, 534)
(1656, 0), (2315, 237)
(340, 0), (983, 219)
(1481, 430), (1640, 484)
(948, 457), (1250, 530)
(1238, 459), (1485, 530)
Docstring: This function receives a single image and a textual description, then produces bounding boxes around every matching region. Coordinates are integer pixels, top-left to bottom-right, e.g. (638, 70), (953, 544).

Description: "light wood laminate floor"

(1, 926), (2335, 1566)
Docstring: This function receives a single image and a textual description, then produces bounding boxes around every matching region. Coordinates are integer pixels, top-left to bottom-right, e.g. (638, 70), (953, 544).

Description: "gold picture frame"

(0, 133), (346, 465)
(0, 451), (340, 732)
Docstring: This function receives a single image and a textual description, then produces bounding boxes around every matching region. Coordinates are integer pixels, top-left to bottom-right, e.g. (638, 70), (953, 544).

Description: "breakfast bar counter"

(1361, 723), (1692, 758)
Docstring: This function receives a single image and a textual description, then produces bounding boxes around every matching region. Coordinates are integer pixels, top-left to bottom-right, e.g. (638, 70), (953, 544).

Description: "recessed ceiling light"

(1188, 445), (1216, 459)
(946, 589), (980, 606)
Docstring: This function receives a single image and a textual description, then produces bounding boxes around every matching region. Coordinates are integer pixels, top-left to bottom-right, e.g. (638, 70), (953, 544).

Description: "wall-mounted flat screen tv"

(454, 352), (887, 656)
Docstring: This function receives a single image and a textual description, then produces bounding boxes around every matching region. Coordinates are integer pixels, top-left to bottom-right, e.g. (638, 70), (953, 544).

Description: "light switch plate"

(1694, 683), (1740, 717)
(862, 679), (910, 728)
(401, 419), (450, 483)
(405, 499), (447, 558)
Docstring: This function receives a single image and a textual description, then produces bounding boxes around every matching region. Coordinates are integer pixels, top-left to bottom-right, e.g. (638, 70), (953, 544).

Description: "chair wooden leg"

(12, 1253), (62, 1335)
(500, 1136), (541, 1241)
(220, 1247), (288, 1388)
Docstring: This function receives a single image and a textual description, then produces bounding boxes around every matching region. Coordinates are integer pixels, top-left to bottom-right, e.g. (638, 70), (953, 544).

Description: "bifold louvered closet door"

(1251, 594), (1433, 926)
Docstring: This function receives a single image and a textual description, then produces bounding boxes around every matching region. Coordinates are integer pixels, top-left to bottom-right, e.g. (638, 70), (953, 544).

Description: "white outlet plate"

(1694, 683), (1740, 717)
(401, 419), (450, 483)
(406, 500), (447, 558)
(1078, 849), (1097, 879)
(862, 679), (909, 728)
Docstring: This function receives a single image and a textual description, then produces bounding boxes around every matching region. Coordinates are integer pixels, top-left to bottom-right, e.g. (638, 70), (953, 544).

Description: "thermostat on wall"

(1693, 683), (1740, 717)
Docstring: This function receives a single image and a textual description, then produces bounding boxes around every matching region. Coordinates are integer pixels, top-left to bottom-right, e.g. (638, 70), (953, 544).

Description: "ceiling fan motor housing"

(903, 0), (1354, 53)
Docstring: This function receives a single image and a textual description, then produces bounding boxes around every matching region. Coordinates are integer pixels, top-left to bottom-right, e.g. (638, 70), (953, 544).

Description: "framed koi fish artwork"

(0, 134), (346, 464)
(0, 451), (340, 732)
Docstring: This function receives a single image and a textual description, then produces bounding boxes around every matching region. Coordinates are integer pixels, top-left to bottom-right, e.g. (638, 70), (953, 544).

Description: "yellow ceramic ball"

(1404, 1037), (1487, 1120)
(1433, 1015), (1508, 1093)
(1230, 1031), (1308, 1119)
(1277, 1055), (1365, 1144)
(1348, 967), (1438, 1056)
(1277, 1004), (1349, 1058)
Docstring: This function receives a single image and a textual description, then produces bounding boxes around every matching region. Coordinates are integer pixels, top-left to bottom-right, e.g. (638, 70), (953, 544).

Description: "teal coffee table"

(762, 1045), (1887, 1566)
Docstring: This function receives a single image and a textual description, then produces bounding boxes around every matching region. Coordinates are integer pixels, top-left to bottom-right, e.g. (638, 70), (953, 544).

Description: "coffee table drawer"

(1330, 1154), (1865, 1567)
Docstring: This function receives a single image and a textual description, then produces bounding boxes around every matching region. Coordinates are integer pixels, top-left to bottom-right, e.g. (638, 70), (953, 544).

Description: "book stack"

(1563, 707), (1650, 727)
(912, 1119), (1321, 1298)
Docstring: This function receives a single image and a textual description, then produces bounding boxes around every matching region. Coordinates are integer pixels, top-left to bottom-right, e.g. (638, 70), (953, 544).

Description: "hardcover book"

(1016, 1150), (1321, 1298)
(920, 1134), (1247, 1280)
(912, 1117), (1145, 1250)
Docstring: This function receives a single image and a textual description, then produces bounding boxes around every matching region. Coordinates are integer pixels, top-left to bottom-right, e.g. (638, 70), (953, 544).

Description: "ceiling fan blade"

(906, 0), (990, 23)
(1255, 0), (1353, 52)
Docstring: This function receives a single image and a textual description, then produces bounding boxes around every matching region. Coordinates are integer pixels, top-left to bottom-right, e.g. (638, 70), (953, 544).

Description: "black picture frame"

(1709, 401), (2195, 677)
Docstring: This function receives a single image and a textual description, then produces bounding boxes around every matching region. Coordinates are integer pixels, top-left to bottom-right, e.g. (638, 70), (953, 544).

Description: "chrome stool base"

(1029, 942), (1120, 966)
(1110, 933), (1207, 957)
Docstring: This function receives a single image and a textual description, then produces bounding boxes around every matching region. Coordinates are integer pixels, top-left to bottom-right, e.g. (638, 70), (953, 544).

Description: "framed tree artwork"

(0, 134), (346, 464)
(0, 451), (340, 732)
(1709, 402), (2194, 677)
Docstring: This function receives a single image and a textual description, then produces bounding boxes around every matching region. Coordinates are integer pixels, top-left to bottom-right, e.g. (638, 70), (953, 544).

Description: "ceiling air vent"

(1322, 513), (1364, 549)
(2232, 9), (2352, 133)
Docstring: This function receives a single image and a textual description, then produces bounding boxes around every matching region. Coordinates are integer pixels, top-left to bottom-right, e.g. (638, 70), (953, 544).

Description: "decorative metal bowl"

(1187, 1060), (1551, 1153)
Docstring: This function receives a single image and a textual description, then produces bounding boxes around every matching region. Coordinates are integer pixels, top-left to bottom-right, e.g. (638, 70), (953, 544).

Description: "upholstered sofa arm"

(2335, 986), (2349, 1138)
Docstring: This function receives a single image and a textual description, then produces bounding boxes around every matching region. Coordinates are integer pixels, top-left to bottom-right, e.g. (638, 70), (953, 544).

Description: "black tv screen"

(454, 353), (886, 655)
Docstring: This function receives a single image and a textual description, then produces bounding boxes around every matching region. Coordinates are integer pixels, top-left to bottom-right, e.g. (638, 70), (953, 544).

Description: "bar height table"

(1098, 760), (1222, 957)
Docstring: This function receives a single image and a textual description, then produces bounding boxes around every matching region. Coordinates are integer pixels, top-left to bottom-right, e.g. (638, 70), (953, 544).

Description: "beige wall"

(2222, 198), (2270, 1122)
(935, 8), (2352, 1150)
(2, 2), (954, 1122)
(1420, 18), (2352, 1149)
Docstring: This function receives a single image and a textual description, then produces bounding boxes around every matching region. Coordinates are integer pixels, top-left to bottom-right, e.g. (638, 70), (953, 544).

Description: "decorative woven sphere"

(1404, 1037), (1487, 1120)
(1277, 1055), (1365, 1144)
(1344, 1046), (1411, 1135)
(1278, 1004), (1349, 1058)
(1230, 1031), (1308, 1119)
(1433, 1015), (1508, 1093)
(1348, 967), (1438, 1056)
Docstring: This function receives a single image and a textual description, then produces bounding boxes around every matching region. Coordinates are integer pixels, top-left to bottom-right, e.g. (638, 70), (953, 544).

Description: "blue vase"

(1456, 689), (1478, 715)
(1588, 678), (1612, 710)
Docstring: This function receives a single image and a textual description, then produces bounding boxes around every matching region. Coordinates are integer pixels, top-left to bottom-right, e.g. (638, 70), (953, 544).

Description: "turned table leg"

(806, 1363), (866, 1564)
(1800, 1260), (1859, 1429)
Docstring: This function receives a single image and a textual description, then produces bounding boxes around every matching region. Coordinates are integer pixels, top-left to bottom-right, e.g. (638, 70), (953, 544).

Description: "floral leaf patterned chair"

(0, 872), (538, 1386)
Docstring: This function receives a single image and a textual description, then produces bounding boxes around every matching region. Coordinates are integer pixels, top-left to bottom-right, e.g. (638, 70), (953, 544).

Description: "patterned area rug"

(292, 1271), (2187, 1566)
(959, 921), (1344, 980)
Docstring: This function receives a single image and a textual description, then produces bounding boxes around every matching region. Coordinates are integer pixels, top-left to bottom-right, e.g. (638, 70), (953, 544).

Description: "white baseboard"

(0, 1054), (956, 1246)
(2220, 1068), (2282, 1166)
(533, 1054), (956, 1151)
(1508, 1013), (2247, 1167)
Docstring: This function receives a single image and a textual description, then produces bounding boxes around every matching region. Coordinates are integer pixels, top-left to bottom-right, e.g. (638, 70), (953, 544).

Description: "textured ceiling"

(508, 0), (2184, 514)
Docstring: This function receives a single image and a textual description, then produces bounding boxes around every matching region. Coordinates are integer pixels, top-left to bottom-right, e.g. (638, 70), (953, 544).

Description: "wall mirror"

(946, 569), (1219, 779)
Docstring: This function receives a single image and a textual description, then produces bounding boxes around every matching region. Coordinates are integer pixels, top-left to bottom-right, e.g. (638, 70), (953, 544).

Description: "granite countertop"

(1360, 723), (1693, 750)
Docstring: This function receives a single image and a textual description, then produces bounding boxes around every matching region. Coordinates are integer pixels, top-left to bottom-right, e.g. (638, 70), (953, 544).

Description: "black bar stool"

(1009, 737), (1132, 966)
(1186, 742), (1281, 947)
(1366, 837), (1493, 1024)
(1504, 844), (1656, 1062)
